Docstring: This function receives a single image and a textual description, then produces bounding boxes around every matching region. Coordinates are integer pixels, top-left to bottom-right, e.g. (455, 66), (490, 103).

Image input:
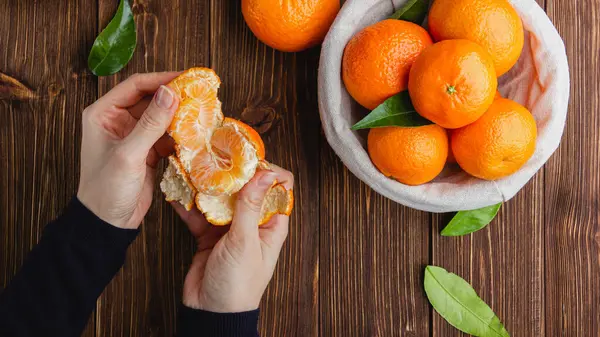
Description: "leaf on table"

(441, 203), (502, 236)
(389, 0), (429, 25)
(351, 91), (432, 130)
(424, 265), (511, 337)
(88, 0), (137, 76)
(0, 72), (37, 101)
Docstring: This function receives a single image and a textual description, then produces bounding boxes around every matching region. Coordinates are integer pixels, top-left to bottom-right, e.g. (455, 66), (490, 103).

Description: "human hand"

(77, 72), (181, 229)
(174, 165), (293, 312)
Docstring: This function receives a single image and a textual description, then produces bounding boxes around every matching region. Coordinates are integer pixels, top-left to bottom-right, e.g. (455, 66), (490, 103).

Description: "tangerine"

(368, 125), (448, 185)
(408, 39), (497, 129)
(343, 19), (433, 110)
(242, 0), (340, 52)
(428, 0), (524, 76)
(451, 98), (537, 180)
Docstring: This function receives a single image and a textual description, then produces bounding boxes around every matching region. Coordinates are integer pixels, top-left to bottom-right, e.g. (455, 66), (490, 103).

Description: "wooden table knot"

(240, 105), (279, 134)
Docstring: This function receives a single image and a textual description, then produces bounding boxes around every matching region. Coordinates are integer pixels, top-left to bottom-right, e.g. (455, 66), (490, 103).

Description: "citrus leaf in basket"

(389, 0), (429, 25)
(351, 91), (432, 130)
(425, 265), (511, 337)
(88, 0), (136, 76)
(441, 203), (502, 236)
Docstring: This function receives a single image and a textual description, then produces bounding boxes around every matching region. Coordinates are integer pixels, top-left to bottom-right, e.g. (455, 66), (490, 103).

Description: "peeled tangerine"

(160, 68), (293, 226)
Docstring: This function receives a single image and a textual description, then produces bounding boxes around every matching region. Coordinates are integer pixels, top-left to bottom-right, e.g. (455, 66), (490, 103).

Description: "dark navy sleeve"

(0, 198), (139, 337)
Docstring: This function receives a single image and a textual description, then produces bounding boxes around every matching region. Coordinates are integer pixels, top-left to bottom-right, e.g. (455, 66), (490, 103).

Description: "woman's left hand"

(77, 72), (181, 229)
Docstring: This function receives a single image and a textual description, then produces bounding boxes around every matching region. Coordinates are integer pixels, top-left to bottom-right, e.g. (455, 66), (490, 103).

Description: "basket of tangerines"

(318, 0), (569, 212)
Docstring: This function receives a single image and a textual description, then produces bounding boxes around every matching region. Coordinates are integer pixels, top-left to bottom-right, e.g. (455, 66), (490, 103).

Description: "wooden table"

(1, 0), (598, 336)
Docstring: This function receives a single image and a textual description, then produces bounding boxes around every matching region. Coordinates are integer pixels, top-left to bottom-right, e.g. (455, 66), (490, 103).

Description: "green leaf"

(424, 266), (511, 337)
(441, 203), (502, 236)
(351, 91), (432, 130)
(389, 0), (429, 24)
(88, 0), (136, 76)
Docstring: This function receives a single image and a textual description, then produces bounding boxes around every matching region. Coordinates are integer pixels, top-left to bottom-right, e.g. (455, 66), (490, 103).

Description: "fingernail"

(258, 171), (277, 188)
(155, 85), (174, 109)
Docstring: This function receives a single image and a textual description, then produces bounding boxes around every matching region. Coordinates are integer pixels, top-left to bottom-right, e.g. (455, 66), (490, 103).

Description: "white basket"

(318, 0), (569, 213)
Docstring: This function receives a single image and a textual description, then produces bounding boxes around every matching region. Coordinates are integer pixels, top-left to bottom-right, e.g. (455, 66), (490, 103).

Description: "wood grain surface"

(0, 0), (598, 336)
(0, 1), (98, 336)
(544, 0), (600, 334)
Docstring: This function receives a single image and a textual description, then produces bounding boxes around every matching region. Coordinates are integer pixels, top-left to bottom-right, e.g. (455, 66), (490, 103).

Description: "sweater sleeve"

(176, 305), (260, 337)
(0, 197), (139, 337)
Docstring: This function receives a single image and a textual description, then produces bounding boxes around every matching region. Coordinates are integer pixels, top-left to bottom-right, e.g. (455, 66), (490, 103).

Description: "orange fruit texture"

(161, 68), (293, 226)
(408, 39), (497, 129)
(451, 98), (537, 180)
(446, 129), (457, 164)
(168, 69), (257, 196)
(342, 19), (433, 110)
(242, 0), (340, 52)
(224, 117), (265, 160)
(428, 0), (524, 76)
(368, 125), (448, 185)
(196, 178), (294, 226)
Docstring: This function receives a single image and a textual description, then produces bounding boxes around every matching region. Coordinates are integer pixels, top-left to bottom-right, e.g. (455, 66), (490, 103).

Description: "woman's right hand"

(173, 165), (293, 313)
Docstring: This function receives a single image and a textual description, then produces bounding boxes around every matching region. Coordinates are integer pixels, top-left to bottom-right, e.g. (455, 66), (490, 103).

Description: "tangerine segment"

(451, 98), (537, 180)
(170, 97), (224, 154)
(168, 68), (224, 155)
(182, 122), (260, 196)
(223, 117), (265, 160)
(196, 182), (294, 226)
(168, 67), (221, 101)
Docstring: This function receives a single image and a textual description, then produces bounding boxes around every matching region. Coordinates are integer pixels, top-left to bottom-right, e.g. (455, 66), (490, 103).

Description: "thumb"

(230, 170), (277, 238)
(123, 85), (178, 155)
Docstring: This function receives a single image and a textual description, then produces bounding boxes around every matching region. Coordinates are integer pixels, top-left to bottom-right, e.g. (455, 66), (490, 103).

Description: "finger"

(127, 96), (153, 119)
(171, 201), (211, 237)
(101, 107), (138, 139)
(230, 170), (278, 238)
(183, 249), (211, 309)
(153, 134), (176, 158)
(121, 85), (178, 156)
(97, 71), (182, 108)
(259, 214), (290, 267)
(146, 147), (160, 169)
(266, 163), (294, 190)
(198, 226), (230, 251)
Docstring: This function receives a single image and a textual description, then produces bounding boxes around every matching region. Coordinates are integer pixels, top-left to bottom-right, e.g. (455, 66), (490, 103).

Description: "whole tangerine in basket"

(160, 68), (293, 225)
(428, 0), (524, 76)
(242, 0), (340, 52)
(446, 129), (457, 164)
(451, 98), (537, 180)
(342, 19), (433, 110)
(408, 39), (497, 129)
(368, 124), (448, 186)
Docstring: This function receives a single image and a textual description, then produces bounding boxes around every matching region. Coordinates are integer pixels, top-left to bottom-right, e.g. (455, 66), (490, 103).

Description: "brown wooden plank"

(0, 1), (98, 336)
(544, 0), (600, 335)
(319, 147), (432, 336)
(430, 0), (547, 334)
(95, 1), (210, 336)
(209, 1), (321, 336)
(431, 174), (545, 336)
